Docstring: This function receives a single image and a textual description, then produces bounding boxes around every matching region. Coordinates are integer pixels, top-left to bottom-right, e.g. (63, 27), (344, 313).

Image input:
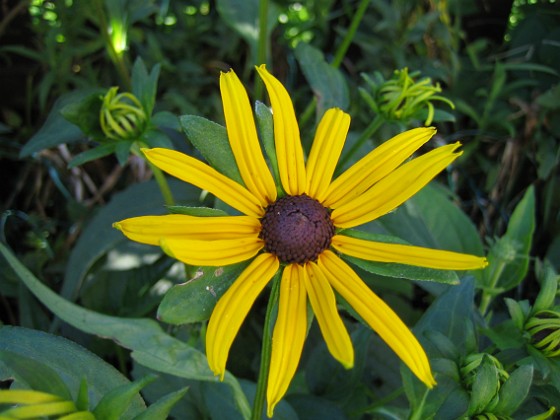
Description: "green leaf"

(179, 115), (243, 184)
(68, 143), (117, 168)
(493, 365), (533, 416)
(60, 179), (199, 301)
(0, 350), (72, 400)
(294, 43), (350, 113)
(157, 261), (250, 324)
(93, 375), (156, 420)
(216, 0), (279, 63)
(255, 101), (280, 188)
(60, 90), (105, 139)
(340, 230), (459, 284)
(468, 359), (499, 415)
(166, 206), (228, 217)
(483, 186), (535, 292)
(402, 279), (476, 413)
(0, 326), (144, 414)
(19, 90), (99, 157)
(533, 262), (559, 313)
(131, 58), (160, 116)
(504, 297), (529, 330)
(0, 242), (251, 419)
(133, 387), (189, 420)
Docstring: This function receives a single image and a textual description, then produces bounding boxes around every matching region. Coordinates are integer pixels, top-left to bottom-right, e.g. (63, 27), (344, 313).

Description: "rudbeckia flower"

(114, 65), (488, 417)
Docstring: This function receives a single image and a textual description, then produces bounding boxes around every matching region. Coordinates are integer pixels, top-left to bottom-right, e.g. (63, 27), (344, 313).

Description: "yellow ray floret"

(306, 108), (351, 203)
(220, 70), (277, 206)
(332, 235), (489, 270)
(161, 236), (263, 267)
(207, 253), (279, 380)
(319, 250), (436, 388)
(113, 214), (262, 245)
(324, 127), (436, 208)
(267, 263), (308, 417)
(332, 142), (462, 228)
(305, 262), (354, 368)
(256, 65), (307, 196)
(142, 148), (264, 218)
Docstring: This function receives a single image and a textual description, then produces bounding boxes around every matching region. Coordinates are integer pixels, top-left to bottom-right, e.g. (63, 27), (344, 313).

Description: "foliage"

(1, 0), (559, 418)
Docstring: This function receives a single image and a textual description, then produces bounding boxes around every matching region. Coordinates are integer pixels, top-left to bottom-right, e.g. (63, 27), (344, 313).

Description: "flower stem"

(337, 114), (383, 171)
(331, 0), (371, 69)
(251, 272), (281, 420)
(94, 0), (131, 91)
(479, 258), (506, 316)
(132, 142), (175, 206)
(255, 0), (269, 102)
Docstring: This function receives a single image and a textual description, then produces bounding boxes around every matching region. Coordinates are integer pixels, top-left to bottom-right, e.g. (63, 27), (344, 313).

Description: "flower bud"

(359, 68), (454, 125)
(525, 309), (560, 358)
(100, 87), (147, 141)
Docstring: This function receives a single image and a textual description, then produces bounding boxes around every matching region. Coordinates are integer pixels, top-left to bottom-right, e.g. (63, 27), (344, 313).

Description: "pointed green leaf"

(494, 365), (533, 416)
(68, 144), (117, 168)
(131, 58), (160, 116)
(0, 243), (251, 419)
(166, 206), (228, 217)
(93, 375), (156, 420)
(294, 43), (350, 113)
(133, 387), (189, 420)
(468, 360), (499, 415)
(179, 115), (242, 184)
(157, 261), (250, 324)
(0, 326), (143, 414)
(20, 90), (100, 157)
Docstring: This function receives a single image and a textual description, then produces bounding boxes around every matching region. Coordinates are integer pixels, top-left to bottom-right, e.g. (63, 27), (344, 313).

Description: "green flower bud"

(100, 86), (147, 141)
(460, 353), (509, 389)
(0, 389), (95, 419)
(525, 309), (560, 358)
(359, 67), (455, 125)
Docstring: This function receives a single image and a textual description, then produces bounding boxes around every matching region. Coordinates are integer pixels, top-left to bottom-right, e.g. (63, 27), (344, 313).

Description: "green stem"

(132, 142), (175, 206)
(479, 259), (507, 316)
(94, 0), (131, 90)
(255, 0), (269, 101)
(251, 272), (281, 420)
(337, 114), (383, 171)
(331, 0), (371, 69)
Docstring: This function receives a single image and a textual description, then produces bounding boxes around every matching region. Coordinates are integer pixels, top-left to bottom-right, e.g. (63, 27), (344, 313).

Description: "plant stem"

(479, 258), (506, 316)
(94, 0), (131, 91)
(132, 142), (175, 206)
(255, 0), (269, 101)
(251, 272), (281, 420)
(337, 114), (383, 171)
(331, 0), (371, 69)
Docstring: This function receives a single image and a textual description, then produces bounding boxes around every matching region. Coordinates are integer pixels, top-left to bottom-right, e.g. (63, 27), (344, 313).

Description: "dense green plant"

(1, 0), (559, 418)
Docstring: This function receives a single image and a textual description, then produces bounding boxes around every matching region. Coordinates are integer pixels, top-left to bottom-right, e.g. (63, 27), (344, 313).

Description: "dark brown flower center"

(260, 194), (335, 264)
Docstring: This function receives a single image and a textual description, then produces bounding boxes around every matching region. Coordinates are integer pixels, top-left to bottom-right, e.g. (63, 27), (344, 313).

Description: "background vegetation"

(1, 0), (559, 418)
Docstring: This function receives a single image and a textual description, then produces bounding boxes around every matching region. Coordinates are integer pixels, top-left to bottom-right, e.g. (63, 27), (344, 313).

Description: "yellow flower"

(114, 65), (488, 417)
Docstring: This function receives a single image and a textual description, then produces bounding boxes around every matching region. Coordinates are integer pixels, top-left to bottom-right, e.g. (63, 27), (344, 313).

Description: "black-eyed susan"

(114, 65), (488, 417)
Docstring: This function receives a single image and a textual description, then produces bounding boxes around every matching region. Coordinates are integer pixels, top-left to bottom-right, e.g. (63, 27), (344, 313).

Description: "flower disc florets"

(260, 194), (335, 264)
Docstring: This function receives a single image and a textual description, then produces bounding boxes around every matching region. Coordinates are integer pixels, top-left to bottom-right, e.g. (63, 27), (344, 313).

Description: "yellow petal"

(318, 250), (436, 388)
(332, 235), (489, 270)
(267, 264), (308, 417)
(305, 262), (354, 368)
(256, 65), (307, 196)
(0, 390), (62, 404)
(220, 70), (277, 205)
(324, 127), (436, 208)
(332, 142), (462, 228)
(162, 236), (263, 266)
(142, 148), (263, 217)
(113, 215), (261, 246)
(206, 253), (279, 379)
(306, 108), (351, 202)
